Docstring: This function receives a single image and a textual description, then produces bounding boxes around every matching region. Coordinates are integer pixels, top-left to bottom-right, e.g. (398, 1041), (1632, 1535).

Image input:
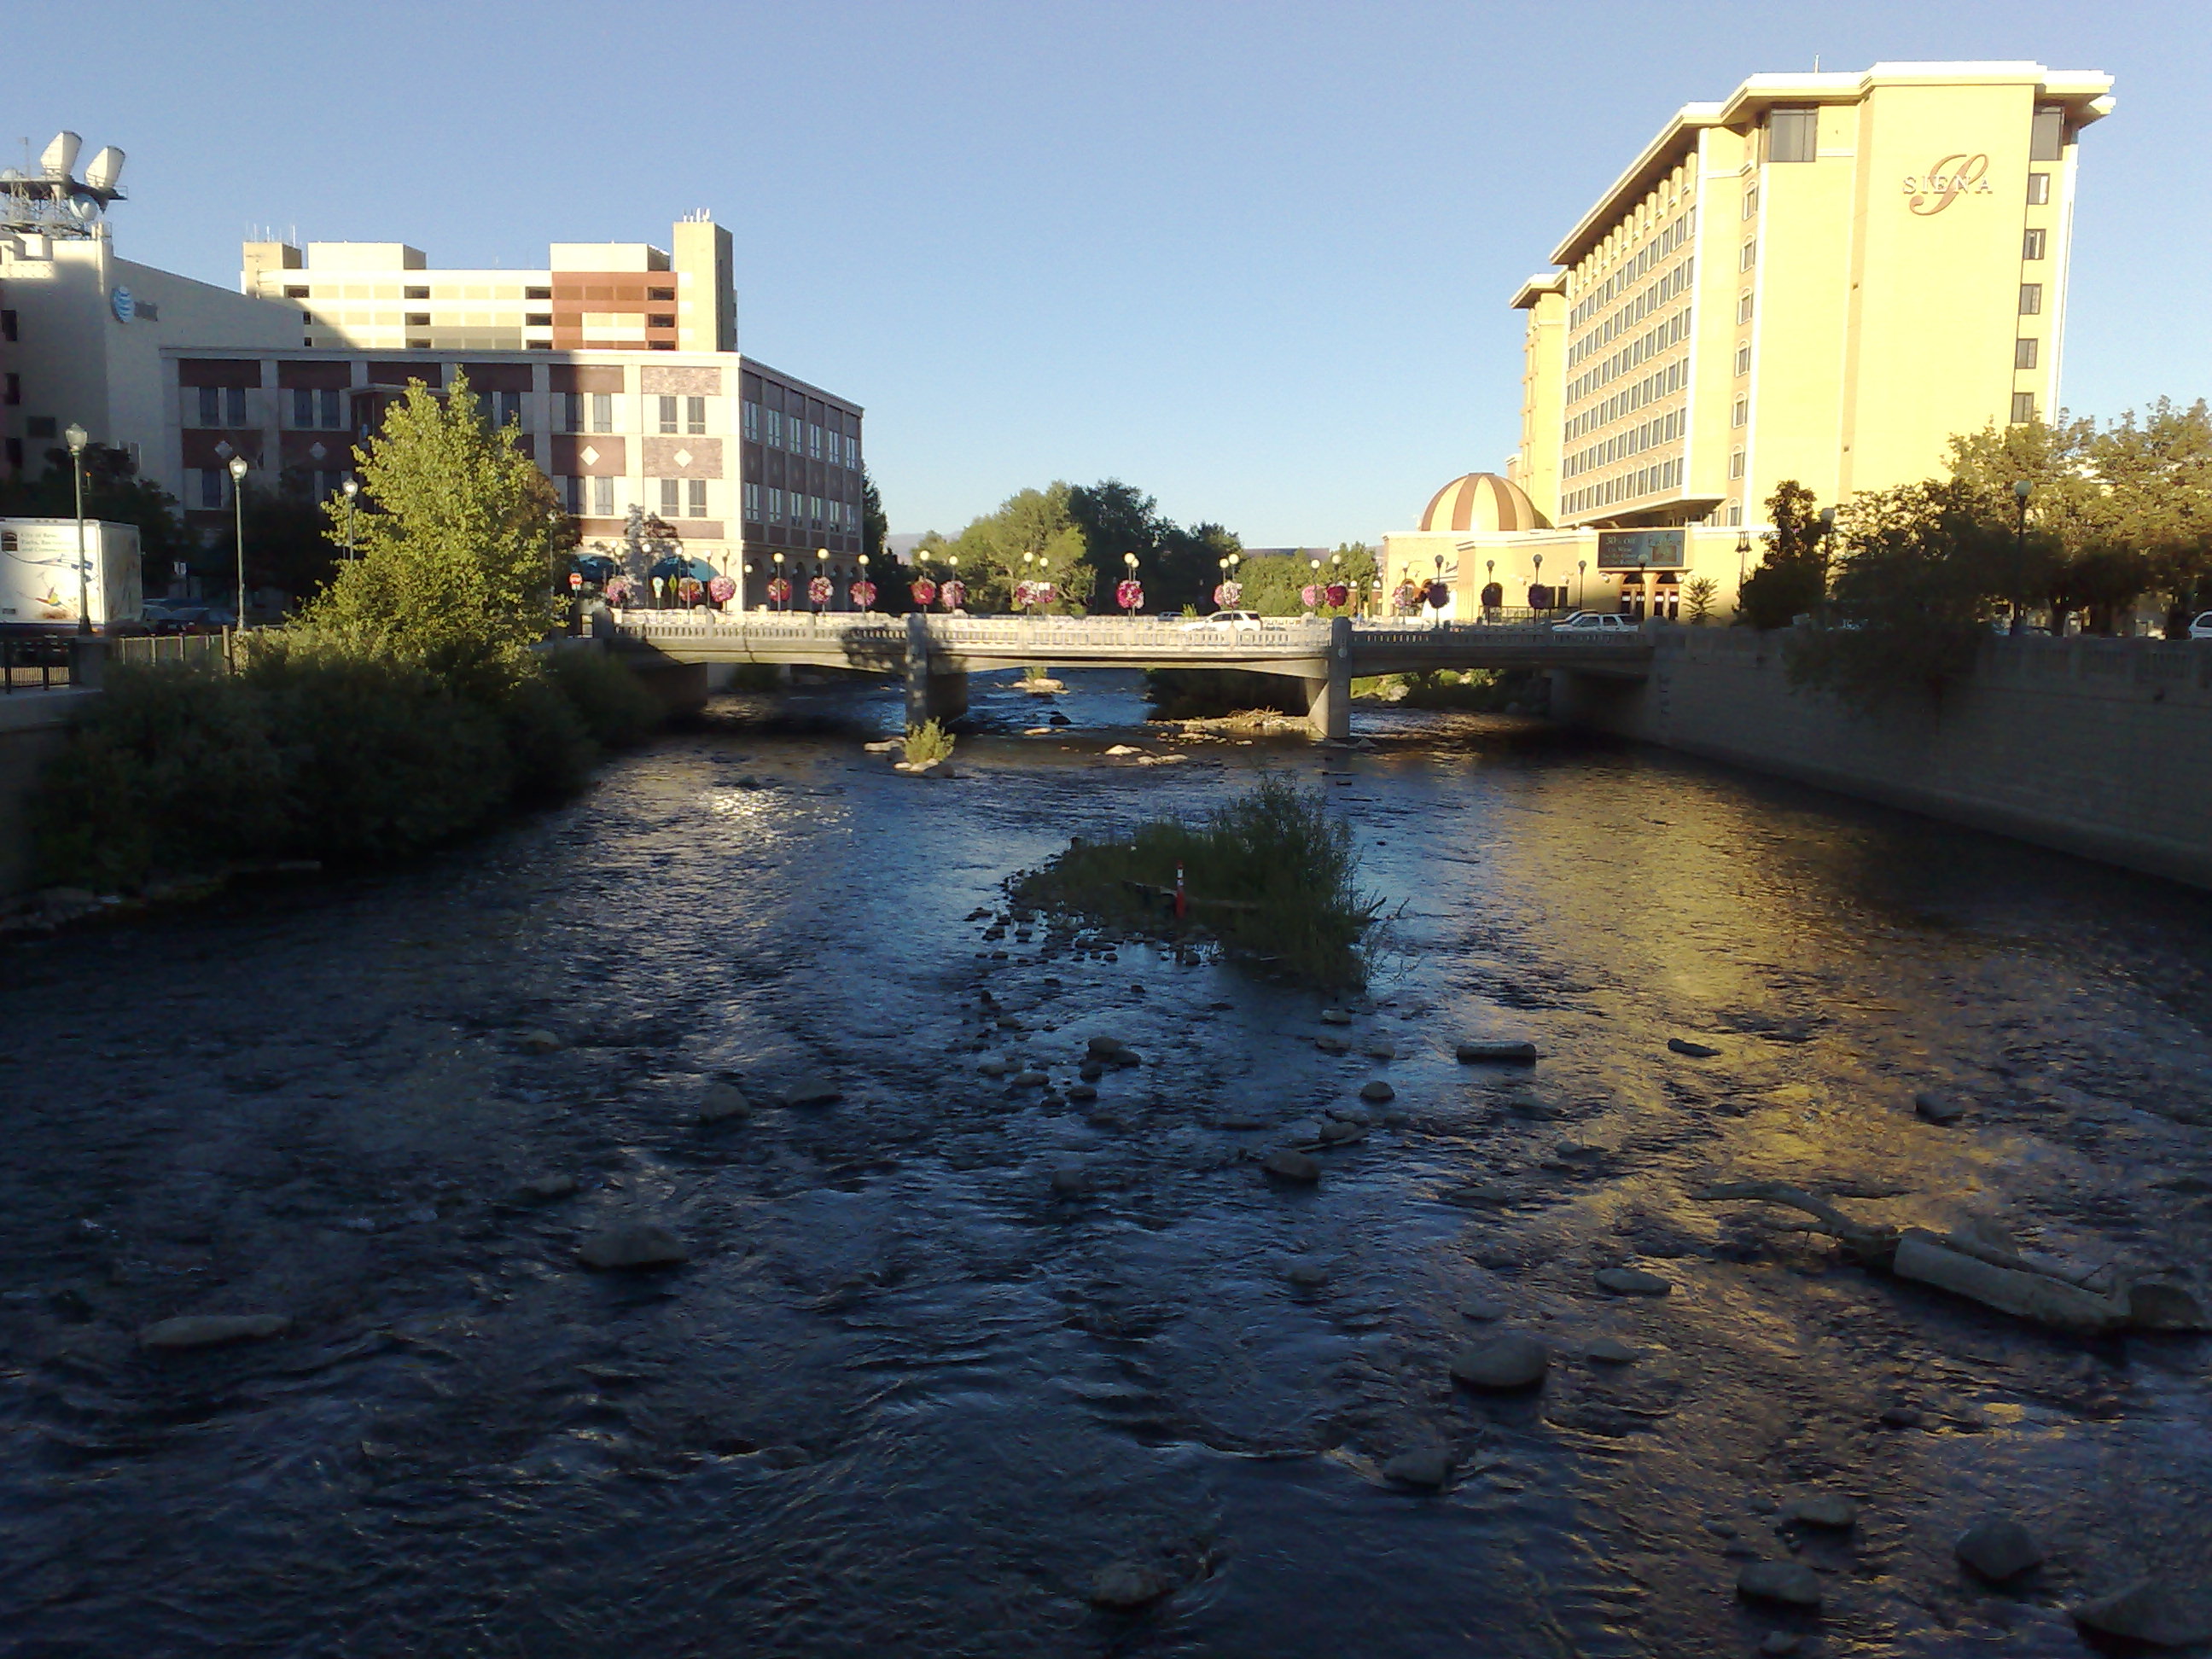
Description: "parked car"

(1550, 611), (1639, 634)
(1178, 610), (1266, 635)
(2189, 611), (2212, 640)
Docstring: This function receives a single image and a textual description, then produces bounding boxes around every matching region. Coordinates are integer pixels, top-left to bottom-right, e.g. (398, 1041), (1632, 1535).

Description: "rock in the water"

(1314, 1034), (1350, 1055)
(1319, 1008), (1353, 1026)
(1363, 1040), (1398, 1061)
(577, 1221), (688, 1270)
(1359, 1080), (1395, 1103)
(1737, 1562), (1823, 1608)
(1450, 1331), (1550, 1390)
(1760, 1635), (1802, 1656)
(1013, 1070), (1049, 1087)
(1318, 1119), (1365, 1144)
(698, 1082), (751, 1124)
(979, 1057), (1010, 1077)
(2128, 1280), (2212, 1332)
(1051, 1164), (1089, 1198)
(139, 1313), (289, 1350)
(1954, 1516), (2044, 1581)
(1286, 1260), (1330, 1289)
(1283, 1118), (1324, 1144)
(1079, 1062), (1104, 1082)
(1102, 745), (1144, 759)
(781, 1076), (843, 1108)
(1068, 1083), (1098, 1103)
(1088, 1560), (1173, 1610)
(517, 1028), (564, 1055)
(1913, 1090), (1965, 1122)
(1584, 1336), (1640, 1364)
(1086, 1035), (1130, 1058)
(1216, 1111), (1268, 1131)
(2069, 1579), (2209, 1647)
(1457, 1295), (1507, 1321)
(1261, 1150), (1321, 1185)
(1383, 1446), (1452, 1488)
(1783, 1492), (1859, 1529)
(1457, 1040), (1538, 1063)
(1594, 1266), (1672, 1296)
(521, 1173), (579, 1199)
(1667, 1037), (1720, 1058)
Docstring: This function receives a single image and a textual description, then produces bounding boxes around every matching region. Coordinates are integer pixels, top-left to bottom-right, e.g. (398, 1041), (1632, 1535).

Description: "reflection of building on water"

(1387, 61), (2113, 620)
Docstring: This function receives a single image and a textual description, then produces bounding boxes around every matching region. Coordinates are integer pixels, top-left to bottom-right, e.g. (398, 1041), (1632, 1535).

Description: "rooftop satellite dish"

(40, 131), (83, 180)
(67, 192), (104, 224)
(84, 146), (125, 192)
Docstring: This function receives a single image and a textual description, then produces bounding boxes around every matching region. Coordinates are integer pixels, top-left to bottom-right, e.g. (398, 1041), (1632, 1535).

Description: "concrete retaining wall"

(0, 691), (98, 895)
(1553, 629), (2212, 890)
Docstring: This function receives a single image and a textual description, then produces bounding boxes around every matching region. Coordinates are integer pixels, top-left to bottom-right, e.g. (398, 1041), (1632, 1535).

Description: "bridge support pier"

(1301, 616), (1353, 741)
(904, 613), (969, 728)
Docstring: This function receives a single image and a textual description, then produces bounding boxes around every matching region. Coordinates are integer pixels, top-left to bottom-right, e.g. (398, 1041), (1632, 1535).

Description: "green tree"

(2091, 399), (2212, 633)
(1736, 480), (1831, 629)
(938, 483), (1091, 612)
(293, 372), (568, 695)
(861, 465), (888, 560)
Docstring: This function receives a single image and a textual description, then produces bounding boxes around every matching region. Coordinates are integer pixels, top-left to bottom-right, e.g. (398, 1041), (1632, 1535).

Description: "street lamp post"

(342, 474), (360, 559)
(1123, 550), (1138, 620)
(772, 550), (786, 612)
(1531, 551), (1545, 614)
(1736, 531), (1752, 591)
(63, 423), (90, 635)
(857, 550), (872, 613)
(228, 454), (251, 632)
(1817, 506), (1837, 626)
(2011, 480), (2032, 634)
(814, 544), (829, 617)
(1577, 558), (1587, 611)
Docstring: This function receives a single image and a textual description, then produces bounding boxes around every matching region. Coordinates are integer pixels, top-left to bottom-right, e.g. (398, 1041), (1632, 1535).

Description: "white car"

(1179, 609), (1266, 634)
(1550, 611), (1639, 634)
(2189, 611), (2212, 640)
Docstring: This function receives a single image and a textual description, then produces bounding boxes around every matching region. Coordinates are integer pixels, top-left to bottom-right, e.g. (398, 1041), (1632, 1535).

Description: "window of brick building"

(686, 396), (706, 434)
(688, 479), (707, 518)
(2011, 393), (2037, 424)
(657, 396), (679, 434)
(2019, 283), (2043, 316)
(2023, 228), (2046, 261)
(2015, 338), (2040, 370)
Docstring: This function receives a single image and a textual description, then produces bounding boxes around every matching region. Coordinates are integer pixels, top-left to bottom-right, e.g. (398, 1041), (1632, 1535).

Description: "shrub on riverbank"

(1009, 776), (1382, 987)
(32, 644), (660, 889)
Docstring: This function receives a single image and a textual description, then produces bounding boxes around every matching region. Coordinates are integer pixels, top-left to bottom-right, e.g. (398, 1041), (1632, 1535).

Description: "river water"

(4, 671), (2210, 1657)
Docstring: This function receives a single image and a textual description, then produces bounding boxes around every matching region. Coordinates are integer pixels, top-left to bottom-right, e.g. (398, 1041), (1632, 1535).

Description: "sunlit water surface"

(3, 670), (2209, 1656)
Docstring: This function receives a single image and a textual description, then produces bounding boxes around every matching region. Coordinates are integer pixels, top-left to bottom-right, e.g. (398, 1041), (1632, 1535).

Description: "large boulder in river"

(139, 1313), (290, 1350)
(1953, 1516), (2043, 1581)
(1450, 1331), (1550, 1390)
(2069, 1579), (2209, 1647)
(577, 1220), (689, 1270)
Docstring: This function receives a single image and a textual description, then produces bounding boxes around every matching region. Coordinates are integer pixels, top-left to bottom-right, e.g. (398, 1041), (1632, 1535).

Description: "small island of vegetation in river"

(1009, 776), (1385, 987)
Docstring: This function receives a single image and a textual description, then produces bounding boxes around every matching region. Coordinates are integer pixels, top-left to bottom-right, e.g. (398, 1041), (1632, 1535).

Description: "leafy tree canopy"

(291, 372), (568, 695)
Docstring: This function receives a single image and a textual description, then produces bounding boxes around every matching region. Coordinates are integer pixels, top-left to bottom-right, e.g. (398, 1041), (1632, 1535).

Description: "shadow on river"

(3, 669), (2209, 1656)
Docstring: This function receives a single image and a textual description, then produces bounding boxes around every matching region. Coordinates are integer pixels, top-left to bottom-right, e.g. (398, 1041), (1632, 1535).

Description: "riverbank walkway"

(602, 613), (1654, 737)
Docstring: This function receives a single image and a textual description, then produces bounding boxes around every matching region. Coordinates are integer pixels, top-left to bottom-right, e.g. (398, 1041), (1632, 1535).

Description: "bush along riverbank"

(31, 643), (662, 892)
(28, 371), (666, 896)
(1006, 776), (1386, 987)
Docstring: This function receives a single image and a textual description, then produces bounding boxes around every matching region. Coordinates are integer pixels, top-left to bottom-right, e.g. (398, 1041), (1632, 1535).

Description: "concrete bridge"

(601, 612), (1652, 737)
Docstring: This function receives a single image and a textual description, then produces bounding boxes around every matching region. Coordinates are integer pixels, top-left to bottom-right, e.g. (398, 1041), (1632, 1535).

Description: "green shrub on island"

(1010, 775), (1383, 987)
(903, 719), (956, 766)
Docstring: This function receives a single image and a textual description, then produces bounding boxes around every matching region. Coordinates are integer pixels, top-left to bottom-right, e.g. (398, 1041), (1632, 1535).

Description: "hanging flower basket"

(1301, 584), (1321, 609)
(676, 577), (702, 606)
(765, 576), (792, 605)
(1116, 578), (1144, 611)
(849, 579), (876, 609)
(1392, 581), (1420, 613)
(707, 575), (736, 605)
(940, 579), (966, 610)
(808, 574), (834, 607)
(604, 577), (633, 607)
(910, 578), (938, 607)
(1014, 580), (1057, 609)
(1214, 580), (1242, 608)
(1324, 582), (1349, 609)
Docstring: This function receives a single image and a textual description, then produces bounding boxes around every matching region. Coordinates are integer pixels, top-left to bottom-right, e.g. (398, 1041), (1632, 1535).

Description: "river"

(4, 671), (2209, 1656)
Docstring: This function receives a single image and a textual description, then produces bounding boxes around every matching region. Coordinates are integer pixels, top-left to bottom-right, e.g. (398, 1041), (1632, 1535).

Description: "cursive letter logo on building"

(1902, 154), (1993, 215)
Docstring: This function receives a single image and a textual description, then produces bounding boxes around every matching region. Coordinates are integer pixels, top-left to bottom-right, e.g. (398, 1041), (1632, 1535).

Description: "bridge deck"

(606, 614), (1651, 678)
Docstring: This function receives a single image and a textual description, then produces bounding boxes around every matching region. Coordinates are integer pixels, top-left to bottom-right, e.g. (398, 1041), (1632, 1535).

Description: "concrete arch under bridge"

(597, 613), (1653, 739)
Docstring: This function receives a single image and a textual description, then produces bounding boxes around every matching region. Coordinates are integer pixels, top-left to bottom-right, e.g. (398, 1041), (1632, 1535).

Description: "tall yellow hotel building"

(1385, 63), (2114, 620)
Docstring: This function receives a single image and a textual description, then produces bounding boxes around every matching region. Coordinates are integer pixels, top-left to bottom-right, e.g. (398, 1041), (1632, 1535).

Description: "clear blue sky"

(15, 1), (2208, 545)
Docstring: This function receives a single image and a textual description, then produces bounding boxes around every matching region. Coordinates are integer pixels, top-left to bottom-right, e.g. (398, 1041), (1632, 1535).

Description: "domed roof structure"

(1418, 472), (1551, 533)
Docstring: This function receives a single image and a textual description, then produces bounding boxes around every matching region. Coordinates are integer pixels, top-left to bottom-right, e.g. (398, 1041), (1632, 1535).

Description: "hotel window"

(809, 422), (823, 460)
(1732, 395), (1748, 428)
(1736, 292), (1754, 324)
(648, 316), (675, 330)
(2026, 172), (2051, 206)
(2022, 228), (2046, 261)
(487, 390), (521, 428)
(2019, 283), (2043, 316)
(810, 495), (824, 527)
(687, 479), (707, 518)
(648, 288), (675, 302)
(765, 409), (783, 447)
(405, 313), (430, 328)
(198, 468), (224, 509)
(1729, 448), (1746, 480)
(195, 385), (247, 427)
(1767, 108), (1816, 163)
(2, 371), (16, 405)
(2029, 107), (2065, 162)
(2015, 337), (2040, 370)
(405, 287), (429, 300)
(591, 475), (614, 516)
(560, 393), (583, 433)
(526, 287), (552, 301)
(660, 478), (681, 515)
(1727, 502), (1744, 527)
(558, 475), (582, 514)
(846, 433), (859, 469)
(1, 308), (15, 341)
(291, 387), (343, 429)
(768, 487), (785, 523)
(526, 313), (553, 328)
(1739, 239), (1757, 271)
(742, 399), (760, 441)
(744, 480), (761, 521)
(591, 392), (614, 433)
(2011, 393), (2037, 424)
(1734, 344), (1751, 376)
(657, 396), (679, 434)
(1742, 186), (1759, 220)
(686, 396), (706, 434)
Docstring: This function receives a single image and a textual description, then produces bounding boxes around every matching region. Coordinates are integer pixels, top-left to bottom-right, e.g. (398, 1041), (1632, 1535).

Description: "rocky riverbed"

(3, 674), (2210, 1656)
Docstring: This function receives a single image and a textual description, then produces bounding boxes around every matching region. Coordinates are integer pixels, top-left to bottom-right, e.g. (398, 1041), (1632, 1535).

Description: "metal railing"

(114, 632), (233, 672)
(2, 636), (73, 693)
